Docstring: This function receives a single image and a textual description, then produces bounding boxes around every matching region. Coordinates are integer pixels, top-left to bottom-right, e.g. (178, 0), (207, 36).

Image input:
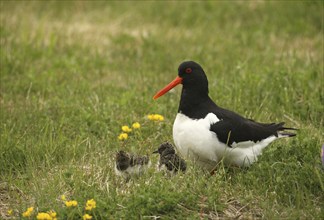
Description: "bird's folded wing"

(210, 119), (285, 147)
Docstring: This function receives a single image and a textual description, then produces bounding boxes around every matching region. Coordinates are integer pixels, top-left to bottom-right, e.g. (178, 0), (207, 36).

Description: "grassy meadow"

(0, 1), (323, 219)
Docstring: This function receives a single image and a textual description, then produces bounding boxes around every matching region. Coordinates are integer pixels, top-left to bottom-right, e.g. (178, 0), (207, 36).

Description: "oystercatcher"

(153, 142), (187, 174)
(153, 61), (296, 170)
(115, 151), (150, 180)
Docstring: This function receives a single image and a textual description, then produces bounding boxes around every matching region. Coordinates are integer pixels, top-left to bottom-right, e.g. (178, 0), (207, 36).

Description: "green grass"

(1, 1), (323, 219)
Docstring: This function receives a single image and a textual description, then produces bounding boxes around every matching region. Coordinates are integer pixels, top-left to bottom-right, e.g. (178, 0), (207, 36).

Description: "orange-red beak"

(153, 76), (183, 100)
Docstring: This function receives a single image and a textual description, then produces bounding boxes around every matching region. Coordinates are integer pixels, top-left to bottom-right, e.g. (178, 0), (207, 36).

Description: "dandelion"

(36, 212), (52, 220)
(121, 125), (132, 133)
(7, 209), (13, 216)
(148, 114), (164, 121)
(65, 200), (78, 207)
(118, 133), (128, 141)
(85, 199), (96, 211)
(48, 210), (57, 219)
(60, 195), (66, 201)
(22, 207), (34, 217)
(132, 122), (141, 129)
(154, 114), (164, 121)
(83, 213), (93, 220)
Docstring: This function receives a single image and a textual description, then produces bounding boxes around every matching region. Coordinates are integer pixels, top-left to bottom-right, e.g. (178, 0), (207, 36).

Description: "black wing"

(210, 107), (295, 147)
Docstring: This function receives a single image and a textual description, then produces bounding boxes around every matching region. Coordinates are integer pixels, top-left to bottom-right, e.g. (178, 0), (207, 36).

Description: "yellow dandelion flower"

(36, 212), (52, 220)
(118, 133), (128, 141)
(156, 114), (164, 121)
(83, 213), (93, 220)
(27, 207), (34, 212)
(121, 125), (132, 133)
(152, 114), (160, 121)
(147, 114), (154, 120)
(149, 114), (164, 121)
(61, 195), (66, 201)
(65, 200), (78, 207)
(22, 211), (30, 218)
(85, 199), (96, 211)
(22, 207), (34, 217)
(48, 210), (57, 218)
(7, 209), (13, 215)
(132, 122), (141, 129)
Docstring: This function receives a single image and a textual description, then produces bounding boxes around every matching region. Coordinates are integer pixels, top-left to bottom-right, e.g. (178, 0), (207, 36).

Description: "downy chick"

(115, 150), (150, 180)
(153, 142), (186, 174)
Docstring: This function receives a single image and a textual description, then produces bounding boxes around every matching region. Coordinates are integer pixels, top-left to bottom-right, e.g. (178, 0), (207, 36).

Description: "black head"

(153, 61), (209, 100)
(116, 151), (131, 171)
(178, 61), (204, 77)
(116, 151), (130, 161)
(178, 61), (209, 93)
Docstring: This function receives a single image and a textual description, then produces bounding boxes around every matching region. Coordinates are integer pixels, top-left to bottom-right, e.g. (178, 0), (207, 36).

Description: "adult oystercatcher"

(153, 142), (187, 174)
(153, 61), (296, 170)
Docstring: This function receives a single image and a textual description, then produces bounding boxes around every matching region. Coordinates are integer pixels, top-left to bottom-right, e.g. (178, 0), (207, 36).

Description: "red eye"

(185, 68), (192, 73)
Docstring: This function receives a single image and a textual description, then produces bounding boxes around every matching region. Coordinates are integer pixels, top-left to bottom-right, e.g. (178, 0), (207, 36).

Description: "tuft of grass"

(1, 1), (323, 219)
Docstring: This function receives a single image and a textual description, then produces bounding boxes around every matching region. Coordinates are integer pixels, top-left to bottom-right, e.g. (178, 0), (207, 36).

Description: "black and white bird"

(115, 151), (151, 180)
(153, 61), (296, 171)
(153, 142), (187, 174)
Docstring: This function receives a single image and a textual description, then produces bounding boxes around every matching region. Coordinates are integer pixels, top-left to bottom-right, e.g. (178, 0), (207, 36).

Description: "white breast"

(172, 113), (227, 170)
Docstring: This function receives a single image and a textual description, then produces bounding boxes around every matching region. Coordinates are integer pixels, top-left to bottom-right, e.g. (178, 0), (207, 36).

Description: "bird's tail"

(277, 122), (297, 137)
